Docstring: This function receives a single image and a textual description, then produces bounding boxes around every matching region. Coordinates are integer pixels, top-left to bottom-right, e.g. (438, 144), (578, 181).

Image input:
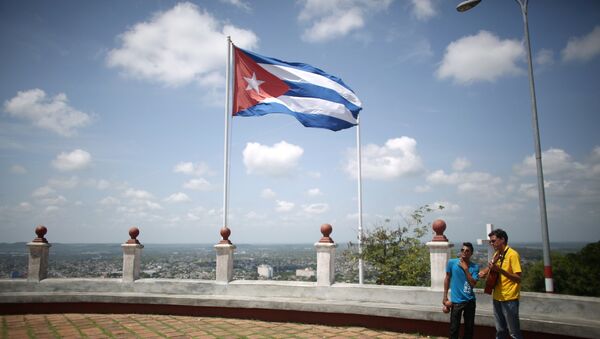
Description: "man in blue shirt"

(443, 242), (479, 339)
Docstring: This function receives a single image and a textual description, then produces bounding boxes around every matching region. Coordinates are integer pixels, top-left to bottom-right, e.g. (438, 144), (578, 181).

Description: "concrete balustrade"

(121, 226), (143, 282)
(27, 226), (51, 282)
(2, 223), (599, 338)
(315, 224), (336, 286)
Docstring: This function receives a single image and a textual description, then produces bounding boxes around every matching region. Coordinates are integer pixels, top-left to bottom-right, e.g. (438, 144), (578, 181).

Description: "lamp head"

(457, 0), (481, 12)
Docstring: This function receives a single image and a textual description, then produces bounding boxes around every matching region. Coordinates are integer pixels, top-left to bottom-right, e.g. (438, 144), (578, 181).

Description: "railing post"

(27, 225), (51, 282)
(315, 223), (336, 286)
(426, 219), (453, 291)
(215, 226), (235, 283)
(122, 226), (143, 282)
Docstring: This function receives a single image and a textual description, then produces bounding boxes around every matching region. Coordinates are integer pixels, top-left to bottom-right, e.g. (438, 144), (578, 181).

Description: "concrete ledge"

(1, 279), (598, 338)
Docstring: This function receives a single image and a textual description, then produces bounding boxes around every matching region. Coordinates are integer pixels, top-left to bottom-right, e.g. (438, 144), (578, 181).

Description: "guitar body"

(484, 269), (499, 294)
(484, 249), (507, 295)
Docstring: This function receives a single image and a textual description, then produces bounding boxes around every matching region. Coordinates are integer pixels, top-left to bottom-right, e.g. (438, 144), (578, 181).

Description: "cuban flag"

(232, 47), (362, 132)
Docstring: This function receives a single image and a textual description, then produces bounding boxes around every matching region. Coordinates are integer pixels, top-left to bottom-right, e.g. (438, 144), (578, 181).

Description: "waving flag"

(233, 47), (362, 131)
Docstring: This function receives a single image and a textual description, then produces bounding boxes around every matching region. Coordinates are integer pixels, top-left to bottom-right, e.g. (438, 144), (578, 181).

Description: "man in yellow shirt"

(479, 229), (523, 339)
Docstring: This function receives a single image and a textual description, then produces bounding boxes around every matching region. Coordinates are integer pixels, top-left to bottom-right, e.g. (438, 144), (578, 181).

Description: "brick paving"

(0, 314), (444, 338)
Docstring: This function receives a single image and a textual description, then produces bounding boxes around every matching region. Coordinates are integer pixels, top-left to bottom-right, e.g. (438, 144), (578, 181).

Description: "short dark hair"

(462, 242), (474, 252)
(488, 228), (508, 243)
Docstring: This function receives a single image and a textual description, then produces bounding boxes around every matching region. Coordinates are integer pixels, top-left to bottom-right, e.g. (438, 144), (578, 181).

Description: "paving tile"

(1, 314), (443, 339)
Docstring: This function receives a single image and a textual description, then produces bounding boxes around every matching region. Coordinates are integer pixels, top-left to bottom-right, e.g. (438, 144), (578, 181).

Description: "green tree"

(343, 205), (441, 286)
(521, 241), (600, 297)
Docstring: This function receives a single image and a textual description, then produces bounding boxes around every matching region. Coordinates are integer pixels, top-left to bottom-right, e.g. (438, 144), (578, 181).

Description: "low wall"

(1, 278), (599, 338)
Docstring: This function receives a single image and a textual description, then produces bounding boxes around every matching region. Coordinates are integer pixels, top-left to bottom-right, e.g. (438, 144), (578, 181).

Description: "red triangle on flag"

(233, 47), (290, 115)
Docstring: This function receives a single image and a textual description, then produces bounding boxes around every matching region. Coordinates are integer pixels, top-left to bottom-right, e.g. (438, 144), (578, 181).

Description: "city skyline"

(1, 1), (599, 244)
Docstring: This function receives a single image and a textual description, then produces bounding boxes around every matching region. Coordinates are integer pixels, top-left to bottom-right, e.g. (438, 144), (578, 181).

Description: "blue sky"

(1, 0), (599, 244)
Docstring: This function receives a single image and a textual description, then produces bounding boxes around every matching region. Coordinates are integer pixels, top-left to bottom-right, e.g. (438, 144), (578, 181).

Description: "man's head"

(488, 228), (508, 251)
(460, 242), (474, 260)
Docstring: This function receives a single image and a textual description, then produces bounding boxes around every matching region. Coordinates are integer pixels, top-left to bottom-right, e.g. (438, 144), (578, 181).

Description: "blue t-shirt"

(446, 258), (479, 303)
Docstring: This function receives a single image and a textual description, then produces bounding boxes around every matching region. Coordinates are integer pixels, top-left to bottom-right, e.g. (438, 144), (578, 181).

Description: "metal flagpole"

(518, 0), (554, 292)
(356, 117), (364, 284)
(222, 36), (232, 230)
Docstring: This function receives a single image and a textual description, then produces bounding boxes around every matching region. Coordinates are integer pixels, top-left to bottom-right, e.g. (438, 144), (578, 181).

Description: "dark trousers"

(449, 299), (476, 339)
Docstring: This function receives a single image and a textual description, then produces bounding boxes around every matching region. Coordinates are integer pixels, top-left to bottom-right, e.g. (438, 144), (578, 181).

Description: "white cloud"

(3, 89), (92, 136)
(298, 0), (391, 43)
(410, 0), (437, 21)
(437, 30), (524, 84)
(345, 137), (424, 180)
(40, 195), (67, 206)
(220, 0), (251, 11)
(307, 188), (322, 196)
(124, 188), (154, 200)
(10, 164), (27, 174)
(414, 185), (431, 193)
(164, 192), (191, 203)
(52, 149), (91, 171)
(48, 176), (79, 189)
(561, 26), (600, 62)
(426, 169), (502, 196)
(32, 186), (54, 198)
(183, 178), (211, 191)
(243, 141), (304, 176)
(245, 211), (266, 220)
(106, 2), (258, 87)
(307, 171), (321, 179)
(99, 196), (120, 205)
(535, 48), (554, 66)
(513, 148), (584, 176)
(276, 200), (295, 212)
(173, 161), (213, 176)
(452, 157), (471, 171)
(303, 203), (329, 214)
(261, 188), (276, 199)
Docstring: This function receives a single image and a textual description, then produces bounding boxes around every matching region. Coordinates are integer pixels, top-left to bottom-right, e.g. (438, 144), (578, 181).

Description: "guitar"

(484, 248), (507, 294)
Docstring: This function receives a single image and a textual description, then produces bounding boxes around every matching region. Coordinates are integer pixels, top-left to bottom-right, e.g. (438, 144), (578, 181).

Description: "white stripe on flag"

(263, 95), (357, 125)
(259, 63), (362, 108)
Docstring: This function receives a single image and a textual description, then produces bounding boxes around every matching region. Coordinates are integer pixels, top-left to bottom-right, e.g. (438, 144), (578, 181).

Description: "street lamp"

(457, 0), (554, 293)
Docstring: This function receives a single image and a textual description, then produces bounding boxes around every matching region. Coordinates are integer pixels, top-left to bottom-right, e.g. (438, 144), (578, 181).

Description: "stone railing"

(1, 222), (599, 338)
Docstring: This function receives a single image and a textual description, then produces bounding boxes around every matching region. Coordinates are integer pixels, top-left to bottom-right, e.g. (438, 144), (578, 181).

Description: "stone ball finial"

(126, 226), (140, 244)
(33, 225), (48, 243)
(432, 219), (448, 242)
(319, 223), (334, 243)
(219, 226), (232, 244)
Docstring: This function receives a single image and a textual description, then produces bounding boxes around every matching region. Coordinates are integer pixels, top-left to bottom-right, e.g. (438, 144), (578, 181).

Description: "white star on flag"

(244, 72), (265, 94)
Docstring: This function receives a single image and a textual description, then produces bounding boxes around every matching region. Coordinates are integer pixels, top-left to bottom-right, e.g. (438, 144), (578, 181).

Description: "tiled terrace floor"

(1, 314), (444, 338)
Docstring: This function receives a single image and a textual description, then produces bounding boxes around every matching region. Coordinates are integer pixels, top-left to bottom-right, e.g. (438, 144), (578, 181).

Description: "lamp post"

(457, 0), (554, 293)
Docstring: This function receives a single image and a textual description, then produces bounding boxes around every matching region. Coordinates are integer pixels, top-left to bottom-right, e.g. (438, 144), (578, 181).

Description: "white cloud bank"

(52, 149), (91, 171)
(346, 137), (424, 180)
(410, 0), (437, 21)
(3, 89), (92, 136)
(243, 141), (304, 176)
(298, 0), (391, 43)
(107, 2), (258, 87)
(562, 26), (600, 62)
(437, 30), (524, 84)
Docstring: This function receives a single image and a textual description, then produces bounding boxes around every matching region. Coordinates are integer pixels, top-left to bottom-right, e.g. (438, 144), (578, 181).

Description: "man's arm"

(490, 264), (522, 283)
(443, 272), (451, 305)
(460, 259), (477, 287)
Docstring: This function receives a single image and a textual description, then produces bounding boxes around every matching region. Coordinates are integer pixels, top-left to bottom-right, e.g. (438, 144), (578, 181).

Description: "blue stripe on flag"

(237, 102), (356, 132)
(284, 82), (361, 119)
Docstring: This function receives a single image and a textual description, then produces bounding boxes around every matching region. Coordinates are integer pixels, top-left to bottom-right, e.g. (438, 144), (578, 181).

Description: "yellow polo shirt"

(492, 246), (522, 301)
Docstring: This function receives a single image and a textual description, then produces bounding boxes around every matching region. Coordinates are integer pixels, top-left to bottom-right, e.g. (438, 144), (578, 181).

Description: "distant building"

(257, 264), (273, 279)
(296, 268), (315, 278)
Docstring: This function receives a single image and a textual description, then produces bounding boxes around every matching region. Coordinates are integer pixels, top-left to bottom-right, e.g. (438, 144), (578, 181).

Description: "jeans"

(449, 299), (476, 339)
(493, 299), (522, 339)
